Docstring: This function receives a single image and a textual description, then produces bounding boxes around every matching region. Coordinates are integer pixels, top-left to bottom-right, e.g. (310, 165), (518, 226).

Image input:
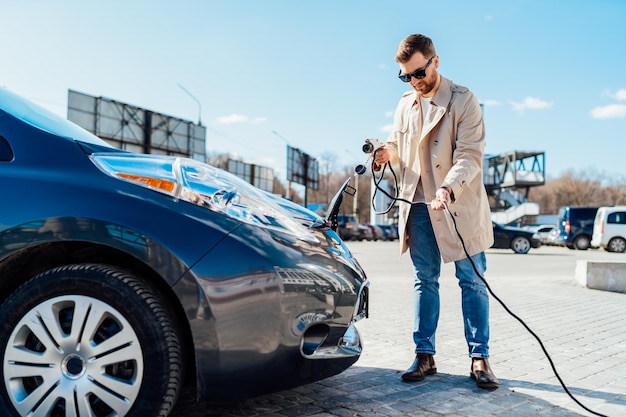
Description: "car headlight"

(91, 153), (318, 243)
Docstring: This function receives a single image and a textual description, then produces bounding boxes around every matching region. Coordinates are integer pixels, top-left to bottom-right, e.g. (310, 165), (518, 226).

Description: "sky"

(3, 0), (626, 187)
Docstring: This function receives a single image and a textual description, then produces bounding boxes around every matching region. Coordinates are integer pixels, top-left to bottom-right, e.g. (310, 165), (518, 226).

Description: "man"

(373, 34), (498, 389)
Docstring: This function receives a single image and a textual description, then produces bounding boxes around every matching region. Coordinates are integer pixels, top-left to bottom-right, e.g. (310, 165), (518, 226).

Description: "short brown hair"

(395, 34), (436, 64)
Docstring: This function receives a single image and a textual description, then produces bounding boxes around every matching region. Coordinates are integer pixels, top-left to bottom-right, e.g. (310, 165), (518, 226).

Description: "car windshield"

(0, 87), (111, 148)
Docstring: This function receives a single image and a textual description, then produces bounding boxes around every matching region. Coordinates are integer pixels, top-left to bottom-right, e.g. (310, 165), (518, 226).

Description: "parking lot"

(171, 243), (626, 417)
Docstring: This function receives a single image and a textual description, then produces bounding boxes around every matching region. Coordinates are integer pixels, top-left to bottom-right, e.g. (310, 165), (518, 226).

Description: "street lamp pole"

(177, 83), (202, 125)
(272, 130), (291, 199)
(345, 149), (362, 223)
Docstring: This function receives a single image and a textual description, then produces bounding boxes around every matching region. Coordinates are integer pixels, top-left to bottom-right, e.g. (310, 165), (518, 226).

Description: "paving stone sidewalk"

(171, 243), (626, 417)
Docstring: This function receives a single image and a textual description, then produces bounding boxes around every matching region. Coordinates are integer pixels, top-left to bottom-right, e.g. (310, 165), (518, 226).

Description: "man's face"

(398, 52), (439, 95)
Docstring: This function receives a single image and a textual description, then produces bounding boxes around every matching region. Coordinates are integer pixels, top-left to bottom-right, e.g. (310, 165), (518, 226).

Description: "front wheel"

(0, 264), (182, 417)
(511, 236), (531, 254)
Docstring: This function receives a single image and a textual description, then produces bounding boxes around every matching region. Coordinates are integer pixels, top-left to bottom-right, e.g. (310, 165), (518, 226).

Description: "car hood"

(0, 87), (111, 148)
(0, 87), (328, 245)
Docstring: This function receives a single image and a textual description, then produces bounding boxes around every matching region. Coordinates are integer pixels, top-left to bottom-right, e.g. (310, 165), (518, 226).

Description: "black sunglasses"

(398, 56), (435, 82)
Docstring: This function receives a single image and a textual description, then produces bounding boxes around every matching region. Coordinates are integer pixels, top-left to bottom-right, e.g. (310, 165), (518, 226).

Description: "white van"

(591, 206), (626, 252)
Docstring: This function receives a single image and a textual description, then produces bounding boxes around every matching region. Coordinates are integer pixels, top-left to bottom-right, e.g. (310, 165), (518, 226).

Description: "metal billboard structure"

(67, 90), (206, 161)
(286, 145), (318, 206)
(227, 159), (274, 193)
(287, 146), (319, 190)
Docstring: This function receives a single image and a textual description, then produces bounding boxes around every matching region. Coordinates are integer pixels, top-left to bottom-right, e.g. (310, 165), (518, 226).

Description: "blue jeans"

(407, 203), (490, 358)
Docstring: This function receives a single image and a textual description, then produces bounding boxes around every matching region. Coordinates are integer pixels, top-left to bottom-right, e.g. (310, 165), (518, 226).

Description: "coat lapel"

(419, 77), (453, 142)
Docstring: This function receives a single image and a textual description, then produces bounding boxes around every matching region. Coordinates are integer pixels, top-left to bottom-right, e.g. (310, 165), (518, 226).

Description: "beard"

(413, 73), (437, 96)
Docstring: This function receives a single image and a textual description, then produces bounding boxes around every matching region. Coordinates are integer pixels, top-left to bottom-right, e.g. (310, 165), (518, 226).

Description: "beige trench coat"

(385, 76), (494, 263)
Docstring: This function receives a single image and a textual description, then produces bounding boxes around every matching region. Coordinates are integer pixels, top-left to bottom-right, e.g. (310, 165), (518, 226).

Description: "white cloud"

(590, 104), (626, 119)
(601, 88), (626, 101)
(216, 113), (247, 124)
(385, 111), (393, 118)
(215, 114), (267, 125)
(510, 97), (553, 111)
(484, 15), (494, 22)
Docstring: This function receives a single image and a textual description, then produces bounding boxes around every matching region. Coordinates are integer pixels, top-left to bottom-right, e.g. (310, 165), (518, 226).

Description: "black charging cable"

(367, 155), (609, 417)
(444, 203), (607, 417)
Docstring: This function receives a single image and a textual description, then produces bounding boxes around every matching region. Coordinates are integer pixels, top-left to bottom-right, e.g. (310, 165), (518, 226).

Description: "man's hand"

(373, 144), (389, 167)
(431, 187), (452, 211)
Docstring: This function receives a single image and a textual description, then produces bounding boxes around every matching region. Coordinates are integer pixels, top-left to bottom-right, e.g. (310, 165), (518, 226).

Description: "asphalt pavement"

(171, 243), (626, 417)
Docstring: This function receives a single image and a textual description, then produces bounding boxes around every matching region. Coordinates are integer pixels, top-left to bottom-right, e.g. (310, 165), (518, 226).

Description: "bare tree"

(206, 152), (230, 170)
(529, 168), (626, 214)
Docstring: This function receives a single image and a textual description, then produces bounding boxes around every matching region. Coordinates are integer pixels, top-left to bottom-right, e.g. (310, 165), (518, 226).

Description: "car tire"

(607, 237), (626, 253)
(573, 235), (591, 250)
(511, 236), (531, 254)
(0, 264), (182, 417)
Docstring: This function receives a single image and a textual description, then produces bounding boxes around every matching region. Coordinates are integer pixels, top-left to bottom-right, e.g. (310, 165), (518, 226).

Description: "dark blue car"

(491, 221), (541, 254)
(0, 87), (369, 417)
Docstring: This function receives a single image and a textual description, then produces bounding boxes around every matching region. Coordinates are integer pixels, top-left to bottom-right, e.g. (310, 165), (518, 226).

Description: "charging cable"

(444, 203), (607, 417)
(366, 156), (609, 417)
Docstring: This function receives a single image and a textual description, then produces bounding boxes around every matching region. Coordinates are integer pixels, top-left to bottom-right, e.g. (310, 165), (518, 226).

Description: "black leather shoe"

(401, 353), (436, 382)
(470, 358), (499, 389)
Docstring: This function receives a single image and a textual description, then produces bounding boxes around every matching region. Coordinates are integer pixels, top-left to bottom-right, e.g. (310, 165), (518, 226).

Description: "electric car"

(0, 87), (369, 417)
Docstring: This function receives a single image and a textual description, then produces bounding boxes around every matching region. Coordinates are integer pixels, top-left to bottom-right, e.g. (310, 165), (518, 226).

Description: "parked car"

(0, 87), (369, 417)
(591, 205), (626, 253)
(378, 224), (399, 241)
(491, 222), (541, 254)
(528, 224), (558, 245)
(337, 213), (359, 241)
(546, 227), (560, 246)
(365, 224), (385, 241)
(556, 206), (599, 250)
(355, 223), (373, 241)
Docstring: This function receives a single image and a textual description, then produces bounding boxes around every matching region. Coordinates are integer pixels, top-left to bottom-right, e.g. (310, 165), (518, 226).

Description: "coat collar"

(401, 75), (455, 107)
(418, 76), (454, 141)
(428, 75), (453, 109)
